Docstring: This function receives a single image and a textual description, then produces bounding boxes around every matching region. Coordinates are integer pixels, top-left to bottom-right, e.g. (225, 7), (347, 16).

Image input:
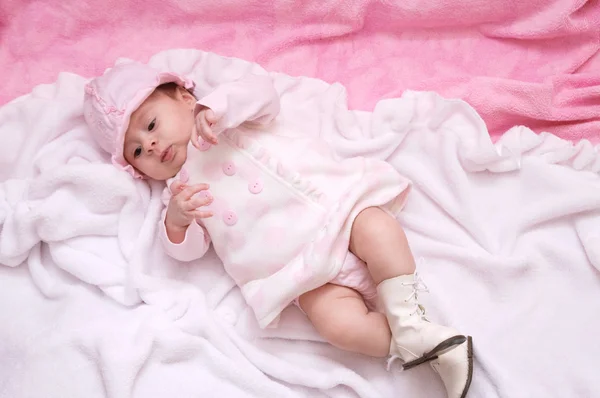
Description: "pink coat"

(160, 74), (411, 328)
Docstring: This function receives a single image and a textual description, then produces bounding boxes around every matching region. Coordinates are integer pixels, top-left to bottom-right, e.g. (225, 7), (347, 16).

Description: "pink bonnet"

(83, 62), (195, 178)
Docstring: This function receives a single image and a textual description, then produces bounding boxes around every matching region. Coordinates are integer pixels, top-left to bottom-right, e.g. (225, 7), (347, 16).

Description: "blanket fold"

(1, 49), (599, 398)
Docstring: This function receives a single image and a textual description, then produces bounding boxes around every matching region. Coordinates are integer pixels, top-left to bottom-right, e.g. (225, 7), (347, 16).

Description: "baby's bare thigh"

(299, 283), (391, 357)
(299, 283), (368, 329)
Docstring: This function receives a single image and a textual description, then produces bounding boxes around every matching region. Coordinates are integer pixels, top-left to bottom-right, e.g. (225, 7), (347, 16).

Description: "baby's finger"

(190, 125), (201, 150)
(189, 196), (213, 209)
(194, 210), (213, 220)
(180, 183), (210, 200)
(182, 195), (213, 211)
(198, 117), (213, 136)
(199, 118), (218, 144)
(208, 132), (218, 145)
(202, 130), (218, 145)
(169, 180), (186, 193)
(205, 109), (217, 124)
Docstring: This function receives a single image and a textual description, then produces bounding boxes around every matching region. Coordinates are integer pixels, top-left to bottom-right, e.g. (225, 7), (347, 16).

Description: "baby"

(84, 62), (473, 398)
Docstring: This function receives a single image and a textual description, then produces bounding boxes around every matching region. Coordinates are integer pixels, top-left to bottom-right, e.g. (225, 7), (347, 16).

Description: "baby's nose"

(143, 138), (157, 152)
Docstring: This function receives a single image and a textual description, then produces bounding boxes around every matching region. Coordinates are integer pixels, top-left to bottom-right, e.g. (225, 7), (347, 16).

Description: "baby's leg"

(350, 207), (473, 398)
(298, 283), (391, 357)
(349, 207), (415, 284)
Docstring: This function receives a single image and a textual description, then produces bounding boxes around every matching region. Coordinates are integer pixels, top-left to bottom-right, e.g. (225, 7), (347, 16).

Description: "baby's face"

(123, 87), (195, 180)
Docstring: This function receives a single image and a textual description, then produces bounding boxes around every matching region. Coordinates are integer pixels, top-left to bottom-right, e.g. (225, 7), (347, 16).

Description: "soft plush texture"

(1, 0), (599, 143)
(1, 49), (599, 398)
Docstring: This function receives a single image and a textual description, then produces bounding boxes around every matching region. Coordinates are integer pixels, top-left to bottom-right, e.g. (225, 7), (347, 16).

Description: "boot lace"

(387, 260), (430, 371)
(402, 269), (429, 318)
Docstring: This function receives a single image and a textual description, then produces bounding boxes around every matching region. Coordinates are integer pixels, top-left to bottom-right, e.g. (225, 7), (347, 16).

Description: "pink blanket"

(1, 0), (599, 143)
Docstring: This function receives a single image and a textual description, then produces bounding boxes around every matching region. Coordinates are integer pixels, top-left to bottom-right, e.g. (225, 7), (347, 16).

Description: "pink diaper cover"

(293, 252), (379, 314)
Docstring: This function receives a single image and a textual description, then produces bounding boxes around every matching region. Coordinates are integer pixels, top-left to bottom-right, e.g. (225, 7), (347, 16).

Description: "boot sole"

(402, 335), (466, 371)
(460, 336), (474, 398)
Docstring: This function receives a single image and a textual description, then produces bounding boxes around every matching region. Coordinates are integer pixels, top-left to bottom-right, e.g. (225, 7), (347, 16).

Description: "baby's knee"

(353, 206), (382, 233)
(350, 207), (390, 248)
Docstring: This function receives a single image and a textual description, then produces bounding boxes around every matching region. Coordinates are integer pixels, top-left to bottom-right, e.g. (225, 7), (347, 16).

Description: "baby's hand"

(165, 181), (213, 232)
(192, 106), (219, 148)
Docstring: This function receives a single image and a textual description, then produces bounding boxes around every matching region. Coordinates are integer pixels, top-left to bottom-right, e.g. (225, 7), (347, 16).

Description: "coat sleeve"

(158, 208), (211, 262)
(196, 73), (280, 135)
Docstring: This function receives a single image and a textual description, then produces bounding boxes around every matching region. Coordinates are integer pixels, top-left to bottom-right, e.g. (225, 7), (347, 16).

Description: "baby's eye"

(134, 146), (142, 158)
(148, 118), (156, 131)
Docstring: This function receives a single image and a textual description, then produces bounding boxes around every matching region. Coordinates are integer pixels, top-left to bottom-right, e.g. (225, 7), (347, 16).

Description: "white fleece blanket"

(1, 49), (599, 398)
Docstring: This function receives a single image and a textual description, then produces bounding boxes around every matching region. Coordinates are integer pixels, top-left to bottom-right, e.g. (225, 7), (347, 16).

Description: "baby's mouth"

(160, 146), (173, 163)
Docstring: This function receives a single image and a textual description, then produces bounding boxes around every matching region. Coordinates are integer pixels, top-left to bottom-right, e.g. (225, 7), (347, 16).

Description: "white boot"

(378, 273), (473, 398)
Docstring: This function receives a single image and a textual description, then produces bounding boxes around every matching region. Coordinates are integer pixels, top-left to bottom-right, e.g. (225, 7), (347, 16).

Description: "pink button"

(222, 161), (236, 176)
(248, 179), (263, 194)
(223, 210), (238, 226)
(197, 139), (212, 151)
(197, 190), (213, 201)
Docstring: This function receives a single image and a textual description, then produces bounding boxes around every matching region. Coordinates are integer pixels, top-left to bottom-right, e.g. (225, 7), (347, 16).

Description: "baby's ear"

(177, 85), (196, 107)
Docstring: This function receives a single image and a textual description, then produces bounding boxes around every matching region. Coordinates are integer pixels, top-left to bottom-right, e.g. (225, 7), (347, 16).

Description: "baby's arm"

(196, 73), (280, 135)
(160, 182), (213, 262)
(159, 213), (211, 262)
